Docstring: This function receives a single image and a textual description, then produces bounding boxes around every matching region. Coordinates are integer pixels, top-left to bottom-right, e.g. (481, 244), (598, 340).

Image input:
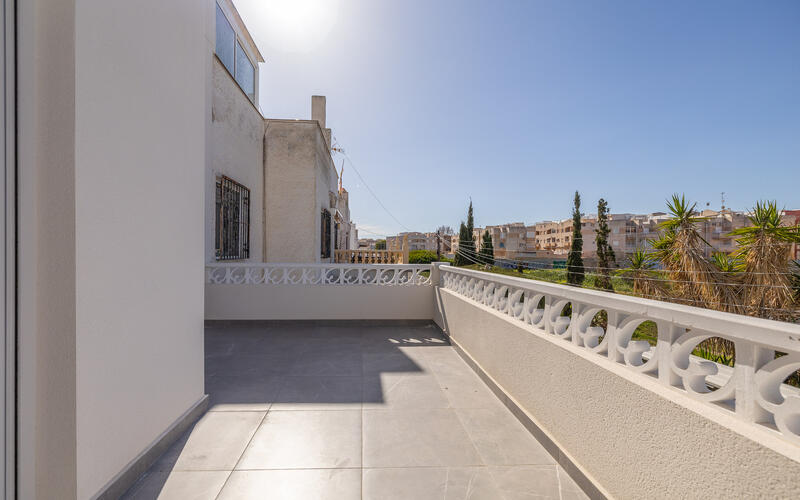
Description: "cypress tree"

(454, 221), (470, 266)
(566, 191), (585, 285)
(479, 230), (494, 266)
(595, 198), (616, 290)
(454, 200), (477, 266)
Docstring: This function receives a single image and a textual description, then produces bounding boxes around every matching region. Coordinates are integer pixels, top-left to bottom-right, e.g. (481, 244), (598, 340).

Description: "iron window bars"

(321, 209), (332, 259)
(216, 176), (250, 260)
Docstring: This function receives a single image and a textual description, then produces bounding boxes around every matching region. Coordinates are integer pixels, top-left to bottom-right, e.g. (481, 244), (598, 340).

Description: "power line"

(332, 141), (411, 233)
(451, 249), (800, 316)
(454, 247), (799, 289)
(453, 244), (800, 276)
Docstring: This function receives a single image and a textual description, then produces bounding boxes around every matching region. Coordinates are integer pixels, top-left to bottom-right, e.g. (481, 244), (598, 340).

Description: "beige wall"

(263, 120), (337, 263)
(436, 288), (800, 499)
(206, 56), (265, 263)
(18, 1), (207, 498)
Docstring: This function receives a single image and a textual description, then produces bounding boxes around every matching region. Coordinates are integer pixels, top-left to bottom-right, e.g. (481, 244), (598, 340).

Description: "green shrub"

(408, 250), (439, 264)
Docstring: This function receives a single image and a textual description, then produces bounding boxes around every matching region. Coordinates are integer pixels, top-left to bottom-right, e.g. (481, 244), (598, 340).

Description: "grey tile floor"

(123, 323), (589, 500)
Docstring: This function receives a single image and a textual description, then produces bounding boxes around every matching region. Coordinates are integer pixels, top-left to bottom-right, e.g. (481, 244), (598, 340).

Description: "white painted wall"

(206, 283), (434, 320)
(206, 56), (265, 263)
(17, 0), (78, 496)
(74, 1), (206, 497)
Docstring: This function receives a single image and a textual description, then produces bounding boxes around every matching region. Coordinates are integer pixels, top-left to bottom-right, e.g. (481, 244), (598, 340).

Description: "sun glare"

(252, 0), (340, 53)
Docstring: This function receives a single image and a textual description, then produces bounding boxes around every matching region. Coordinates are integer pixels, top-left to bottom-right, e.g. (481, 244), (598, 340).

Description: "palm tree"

(650, 194), (740, 313)
(711, 252), (738, 273)
(619, 248), (668, 299)
(730, 201), (800, 320)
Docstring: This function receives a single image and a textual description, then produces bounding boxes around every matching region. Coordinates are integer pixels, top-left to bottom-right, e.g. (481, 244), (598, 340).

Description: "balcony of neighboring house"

(119, 263), (800, 499)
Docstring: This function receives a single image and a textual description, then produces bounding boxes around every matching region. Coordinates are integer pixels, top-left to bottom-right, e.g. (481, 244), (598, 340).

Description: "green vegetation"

(454, 200), (476, 267)
(451, 192), (800, 386)
(595, 198), (615, 290)
(479, 230), (494, 266)
(566, 191), (584, 286)
(408, 250), (451, 264)
(730, 201), (800, 320)
(375, 239), (386, 250)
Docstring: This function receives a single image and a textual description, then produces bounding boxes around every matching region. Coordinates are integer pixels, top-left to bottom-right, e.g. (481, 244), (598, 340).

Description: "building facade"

(207, 2), (355, 264)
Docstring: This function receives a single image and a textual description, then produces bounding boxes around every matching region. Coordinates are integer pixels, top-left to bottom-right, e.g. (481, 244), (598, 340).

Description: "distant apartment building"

(387, 231), (452, 254)
(785, 210), (800, 261)
(207, 1), (356, 264)
(358, 238), (378, 250)
(465, 208), (799, 266)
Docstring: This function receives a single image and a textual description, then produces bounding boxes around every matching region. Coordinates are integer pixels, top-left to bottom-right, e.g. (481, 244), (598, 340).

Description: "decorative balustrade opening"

(207, 263), (432, 286)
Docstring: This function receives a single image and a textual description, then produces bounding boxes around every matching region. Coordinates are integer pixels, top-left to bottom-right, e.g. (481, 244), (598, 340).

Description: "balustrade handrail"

(438, 264), (800, 447)
(439, 265), (800, 350)
(208, 262), (423, 269)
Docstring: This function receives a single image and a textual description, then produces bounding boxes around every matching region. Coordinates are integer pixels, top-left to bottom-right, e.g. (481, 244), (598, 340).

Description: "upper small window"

(215, 4), (235, 74)
(235, 41), (255, 102)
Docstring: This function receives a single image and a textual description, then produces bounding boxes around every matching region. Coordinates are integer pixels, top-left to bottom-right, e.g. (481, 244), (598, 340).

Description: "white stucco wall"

(73, 1), (206, 498)
(206, 56), (265, 263)
(206, 283), (434, 320)
(436, 288), (800, 499)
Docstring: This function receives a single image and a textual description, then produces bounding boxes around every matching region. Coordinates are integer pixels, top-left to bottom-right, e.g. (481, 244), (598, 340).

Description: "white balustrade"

(206, 263), (432, 286)
(439, 265), (800, 446)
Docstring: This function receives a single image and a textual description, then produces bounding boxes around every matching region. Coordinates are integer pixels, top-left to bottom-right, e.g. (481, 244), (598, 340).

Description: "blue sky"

(234, 0), (800, 237)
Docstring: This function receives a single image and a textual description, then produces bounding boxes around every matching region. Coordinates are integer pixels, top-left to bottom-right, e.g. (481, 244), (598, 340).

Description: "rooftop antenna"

(339, 158), (344, 193)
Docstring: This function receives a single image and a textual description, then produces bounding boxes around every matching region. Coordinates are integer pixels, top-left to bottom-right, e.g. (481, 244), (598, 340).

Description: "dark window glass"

(215, 4), (235, 74)
(321, 210), (332, 259)
(235, 41), (255, 102)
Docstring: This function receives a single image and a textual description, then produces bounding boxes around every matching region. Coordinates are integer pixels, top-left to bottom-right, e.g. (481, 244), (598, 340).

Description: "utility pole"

(436, 229), (441, 260)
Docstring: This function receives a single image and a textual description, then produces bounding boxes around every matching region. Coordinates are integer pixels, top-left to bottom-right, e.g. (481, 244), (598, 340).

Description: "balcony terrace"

(124, 263), (800, 499)
(123, 322), (587, 499)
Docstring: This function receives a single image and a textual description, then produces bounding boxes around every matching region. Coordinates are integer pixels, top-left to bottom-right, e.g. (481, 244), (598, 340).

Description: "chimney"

(311, 95), (326, 129)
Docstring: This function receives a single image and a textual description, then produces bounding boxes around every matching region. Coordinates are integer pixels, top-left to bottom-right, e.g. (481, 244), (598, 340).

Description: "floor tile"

(457, 408), (555, 465)
(237, 410), (362, 469)
(122, 470), (230, 500)
(205, 353), (296, 378)
(436, 372), (506, 409)
(362, 409), (482, 467)
(363, 373), (450, 409)
(363, 467), (502, 500)
(424, 348), (477, 378)
(156, 412), (264, 471)
(490, 465), (561, 499)
(362, 351), (428, 375)
(272, 376), (362, 410)
(206, 375), (282, 411)
(289, 351), (362, 376)
(218, 469), (361, 500)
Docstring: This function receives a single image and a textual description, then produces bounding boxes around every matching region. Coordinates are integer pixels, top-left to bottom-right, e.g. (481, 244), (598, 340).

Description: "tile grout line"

(556, 464), (563, 500)
(212, 407), (271, 500)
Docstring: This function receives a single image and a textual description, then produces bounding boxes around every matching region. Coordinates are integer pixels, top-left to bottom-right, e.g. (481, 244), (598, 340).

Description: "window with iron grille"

(321, 209), (332, 259)
(215, 176), (250, 260)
